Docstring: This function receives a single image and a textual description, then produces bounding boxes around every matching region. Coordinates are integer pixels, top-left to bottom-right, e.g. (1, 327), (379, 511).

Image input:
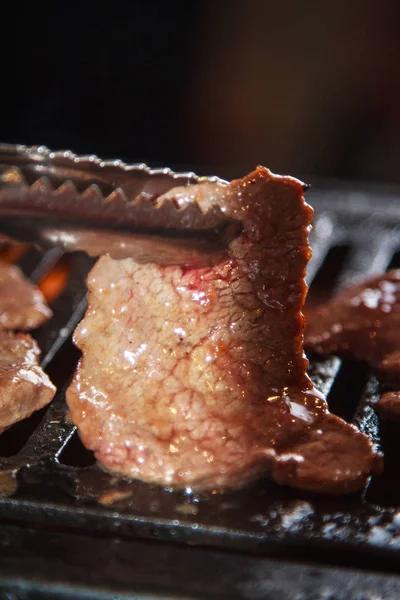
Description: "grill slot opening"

(0, 405), (48, 458)
(37, 254), (74, 303)
(386, 250), (400, 271)
(366, 419), (400, 507)
(58, 430), (96, 468)
(44, 337), (81, 388)
(307, 244), (352, 301)
(32, 255), (92, 359)
(16, 246), (43, 277)
(326, 359), (371, 423)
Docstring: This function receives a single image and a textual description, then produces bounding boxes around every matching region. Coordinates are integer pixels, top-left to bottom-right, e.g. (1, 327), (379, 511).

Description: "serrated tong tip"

(0, 144), (240, 266)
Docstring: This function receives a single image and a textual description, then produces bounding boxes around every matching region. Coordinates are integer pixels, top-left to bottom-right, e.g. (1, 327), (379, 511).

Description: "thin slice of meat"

(0, 330), (56, 432)
(67, 167), (381, 494)
(305, 270), (400, 384)
(376, 391), (400, 421)
(0, 260), (52, 331)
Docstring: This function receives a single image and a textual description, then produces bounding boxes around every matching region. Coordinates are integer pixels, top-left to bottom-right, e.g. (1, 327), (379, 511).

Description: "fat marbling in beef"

(0, 330), (56, 432)
(66, 167), (381, 494)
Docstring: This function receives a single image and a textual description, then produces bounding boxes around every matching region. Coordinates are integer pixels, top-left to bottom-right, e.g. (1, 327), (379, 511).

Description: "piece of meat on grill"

(0, 330), (56, 432)
(376, 391), (400, 422)
(0, 260), (52, 331)
(67, 167), (381, 494)
(305, 270), (400, 384)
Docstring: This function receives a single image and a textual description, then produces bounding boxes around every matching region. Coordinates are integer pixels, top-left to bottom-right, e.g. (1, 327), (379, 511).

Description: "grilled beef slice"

(67, 167), (381, 493)
(0, 260), (52, 331)
(376, 391), (400, 421)
(0, 330), (56, 432)
(305, 270), (400, 384)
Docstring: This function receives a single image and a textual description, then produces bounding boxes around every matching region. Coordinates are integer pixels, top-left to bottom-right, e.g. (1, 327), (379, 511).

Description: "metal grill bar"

(2, 524), (400, 600)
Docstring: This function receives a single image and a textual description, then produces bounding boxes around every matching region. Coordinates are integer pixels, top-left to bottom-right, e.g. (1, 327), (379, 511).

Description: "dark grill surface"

(2, 183), (400, 598)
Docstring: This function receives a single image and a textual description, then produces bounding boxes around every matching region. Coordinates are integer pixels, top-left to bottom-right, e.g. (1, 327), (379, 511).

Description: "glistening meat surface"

(67, 167), (381, 494)
(0, 330), (56, 432)
(305, 270), (400, 384)
(0, 260), (52, 331)
(376, 391), (400, 422)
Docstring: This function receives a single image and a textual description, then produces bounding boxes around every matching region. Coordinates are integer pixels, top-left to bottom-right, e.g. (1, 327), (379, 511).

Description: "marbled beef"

(67, 167), (381, 493)
(0, 330), (55, 432)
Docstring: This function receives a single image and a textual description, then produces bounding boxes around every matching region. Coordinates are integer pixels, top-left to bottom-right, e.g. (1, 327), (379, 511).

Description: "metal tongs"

(0, 144), (241, 266)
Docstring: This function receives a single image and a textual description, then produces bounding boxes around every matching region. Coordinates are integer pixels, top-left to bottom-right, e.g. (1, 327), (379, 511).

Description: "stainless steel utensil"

(0, 144), (241, 266)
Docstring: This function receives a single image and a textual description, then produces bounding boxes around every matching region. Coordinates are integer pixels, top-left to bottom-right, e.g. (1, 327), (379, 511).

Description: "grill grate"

(2, 183), (400, 594)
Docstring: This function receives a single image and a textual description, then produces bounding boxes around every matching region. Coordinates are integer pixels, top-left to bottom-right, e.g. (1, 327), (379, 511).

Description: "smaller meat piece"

(0, 260), (52, 331)
(0, 330), (56, 432)
(376, 391), (400, 422)
(305, 270), (400, 383)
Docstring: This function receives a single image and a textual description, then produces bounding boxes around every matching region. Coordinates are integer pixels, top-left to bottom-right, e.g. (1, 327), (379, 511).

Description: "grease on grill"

(73, 467), (137, 507)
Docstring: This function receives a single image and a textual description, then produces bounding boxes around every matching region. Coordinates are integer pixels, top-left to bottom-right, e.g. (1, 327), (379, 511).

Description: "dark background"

(3, 0), (400, 183)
